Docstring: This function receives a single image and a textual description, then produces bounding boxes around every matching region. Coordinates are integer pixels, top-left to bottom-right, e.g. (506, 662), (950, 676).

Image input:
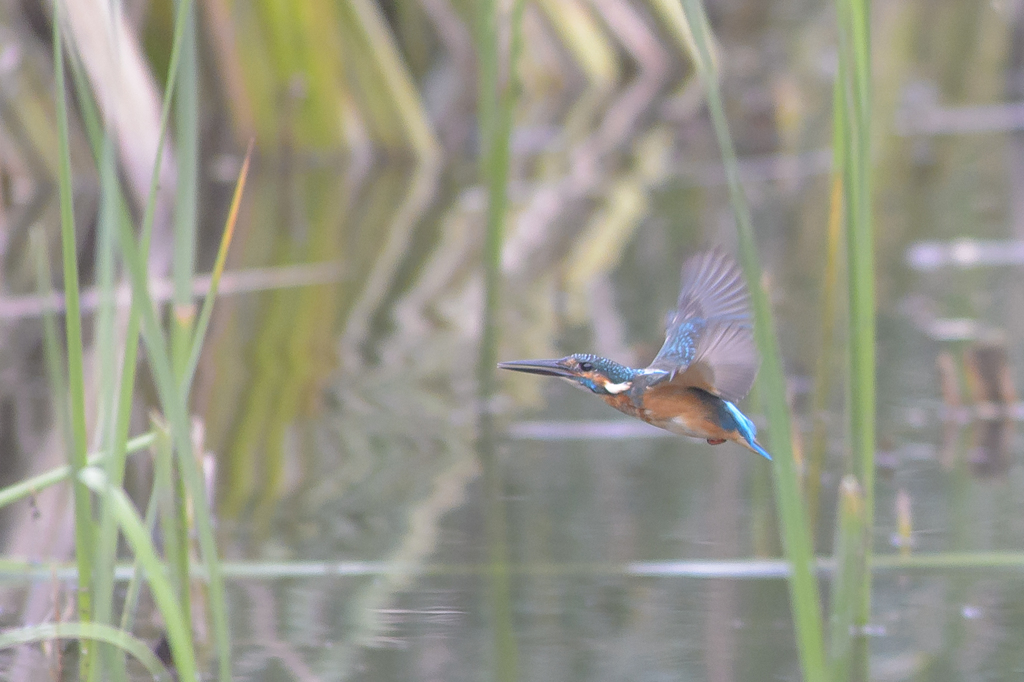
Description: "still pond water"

(5, 1), (1024, 679)
(207, 147), (1023, 681)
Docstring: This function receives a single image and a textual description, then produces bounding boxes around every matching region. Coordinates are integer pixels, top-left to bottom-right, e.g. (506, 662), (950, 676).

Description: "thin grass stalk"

(673, 1), (826, 679)
(79, 468), (197, 682)
(121, 453), (167, 633)
(64, 22), (141, 679)
(804, 173), (844, 538)
(827, 476), (868, 682)
(90, 136), (127, 682)
(94, 136), (118, 456)
(836, 0), (875, 642)
(476, 0), (505, 394)
(477, 0), (524, 679)
(154, 418), (191, 629)
(31, 229), (71, 447)
(168, 1), (201, 642)
(115, 173), (234, 681)
(68, 7), (235, 670)
(101, 286), (143, 672)
(106, 0), (233, 671)
(181, 140), (253, 394)
(172, 0), (200, 379)
(66, 20), (147, 503)
(66, 46), (153, 682)
(0, 434), (155, 510)
(52, 5), (95, 669)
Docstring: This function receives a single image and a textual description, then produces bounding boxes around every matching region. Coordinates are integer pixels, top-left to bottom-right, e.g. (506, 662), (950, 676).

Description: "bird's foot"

(706, 438), (726, 445)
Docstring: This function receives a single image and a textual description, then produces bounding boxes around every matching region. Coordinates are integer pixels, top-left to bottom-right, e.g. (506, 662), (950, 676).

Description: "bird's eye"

(579, 361), (593, 372)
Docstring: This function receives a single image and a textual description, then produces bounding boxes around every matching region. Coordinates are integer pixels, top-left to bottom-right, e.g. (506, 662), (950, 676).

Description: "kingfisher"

(498, 249), (771, 460)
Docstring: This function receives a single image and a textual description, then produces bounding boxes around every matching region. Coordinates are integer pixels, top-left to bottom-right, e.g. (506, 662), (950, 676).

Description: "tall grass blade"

(827, 476), (868, 682)
(476, 0), (521, 394)
(153, 418), (192, 633)
(671, 2), (827, 679)
(120, 463), (165, 633)
(172, 0), (201, 379)
(63, 14), (179, 678)
(478, 0), (524, 679)
(89, 136), (129, 682)
(835, 0), (875, 647)
(78, 468), (197, 682)
(114, 179), (232, 681)
(52, 5), (95, 671)
(181, 140), (254, 394)
(31, 229), (70, 447)
(99, 0), (234, 672)
(805, 173), (844, 538)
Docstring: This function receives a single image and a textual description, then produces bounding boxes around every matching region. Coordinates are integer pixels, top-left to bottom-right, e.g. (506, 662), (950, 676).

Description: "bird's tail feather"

(722, 401), (773, 461)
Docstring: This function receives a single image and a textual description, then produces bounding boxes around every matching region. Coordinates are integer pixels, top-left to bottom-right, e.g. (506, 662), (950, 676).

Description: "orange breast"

(637, 384), (733, 441)
(601, 392), (644, 420)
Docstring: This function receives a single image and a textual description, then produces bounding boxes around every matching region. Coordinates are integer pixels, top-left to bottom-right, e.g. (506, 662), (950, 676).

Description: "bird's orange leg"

(706, 438), (726, 445)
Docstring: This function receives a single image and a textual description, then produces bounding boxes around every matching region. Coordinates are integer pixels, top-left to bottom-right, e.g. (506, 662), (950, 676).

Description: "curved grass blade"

(0, 622), (171, 682)
(0, 434), (154, 511)
(78, 467), (197, 682)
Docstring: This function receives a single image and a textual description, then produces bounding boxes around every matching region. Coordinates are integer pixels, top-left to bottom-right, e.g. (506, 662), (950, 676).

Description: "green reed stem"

(90, 136), (127, 682)
(172, 0), (200, 380)
(121, 449), (166, 633)
(153, 418), (192, 633)
(31, 229), (70, 449)
(805, 172), (844, 539)
(181, 141), (252, 395)
(476, 0), (521, 394)
(79, 468), (197, 682)
(124, 0), (233, 672)
(52, 6), (95, 670)
(477, 0), (524, 679)
(827, 476), (868, 682)
(65, 0), (232, 672)
(836, 0), (875, 647)
(673, 2), (827, 679)
(64, 31), (170, 682)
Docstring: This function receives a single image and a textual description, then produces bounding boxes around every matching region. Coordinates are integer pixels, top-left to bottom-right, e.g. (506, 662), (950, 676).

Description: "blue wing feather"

(646, 250), (760, 402)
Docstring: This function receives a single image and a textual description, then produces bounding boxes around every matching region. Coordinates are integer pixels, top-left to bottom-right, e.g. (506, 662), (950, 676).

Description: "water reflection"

(6, 0), (1024, 678)
(172, 134), (1024, 680)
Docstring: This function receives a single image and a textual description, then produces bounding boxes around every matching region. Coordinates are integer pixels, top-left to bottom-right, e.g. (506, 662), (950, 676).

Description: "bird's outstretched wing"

(644, 249), (759, 403)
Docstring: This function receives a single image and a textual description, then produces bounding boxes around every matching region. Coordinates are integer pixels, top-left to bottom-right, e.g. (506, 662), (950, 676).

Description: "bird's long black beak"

(497, 359), (576, 379)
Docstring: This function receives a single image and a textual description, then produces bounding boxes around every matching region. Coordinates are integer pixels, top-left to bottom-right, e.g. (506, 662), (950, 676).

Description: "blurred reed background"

(0, 0), (1020, 680)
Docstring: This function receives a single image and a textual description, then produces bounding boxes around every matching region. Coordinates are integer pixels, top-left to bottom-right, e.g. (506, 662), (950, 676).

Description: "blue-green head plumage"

(569, 354), (637, 387)
(496, 354), (639, 395)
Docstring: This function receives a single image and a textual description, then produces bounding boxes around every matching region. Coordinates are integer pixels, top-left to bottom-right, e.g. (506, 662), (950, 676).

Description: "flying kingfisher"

(498, 249), (772, 460)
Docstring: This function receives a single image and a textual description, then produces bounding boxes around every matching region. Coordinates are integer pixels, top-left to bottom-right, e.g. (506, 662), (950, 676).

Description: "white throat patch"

(603, 381), (632, 394)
